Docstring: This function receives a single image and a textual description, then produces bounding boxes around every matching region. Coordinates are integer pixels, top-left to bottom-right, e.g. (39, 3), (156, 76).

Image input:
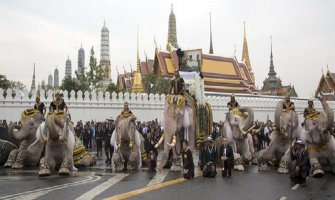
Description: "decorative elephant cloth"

(73, 137), (96, 167)
(196, 102), (213, 147)
(300, 98), (335, 178)
(4, 109), (43, 169)
(257, 101), (299, 173)
(111, 114), (141, 171)
(0, 139), (17, 165)
(38, 111), (75, 176)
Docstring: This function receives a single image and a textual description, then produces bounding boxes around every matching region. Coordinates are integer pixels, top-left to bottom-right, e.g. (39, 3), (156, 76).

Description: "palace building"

(315, 69), (335, 101)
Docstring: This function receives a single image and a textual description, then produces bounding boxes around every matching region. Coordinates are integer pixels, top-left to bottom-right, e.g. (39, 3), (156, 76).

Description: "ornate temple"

(260, 39), (298, 97)
(116, 6), (257, 94)
(315, 68), (335, 101)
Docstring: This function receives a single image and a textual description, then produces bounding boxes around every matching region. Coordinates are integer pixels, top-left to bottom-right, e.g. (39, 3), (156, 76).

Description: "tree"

(142, 73), (171, 95)
(0, 74), (11, 90)
(106, 82), (125, 94)
(9, 81), (26, 90)
(86, 47), (103, 90)
(60, 76), (90, 93)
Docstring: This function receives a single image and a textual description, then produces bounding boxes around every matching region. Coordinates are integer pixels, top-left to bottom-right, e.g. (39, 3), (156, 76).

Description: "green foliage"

(86, 47), (103, 90)
(142, 73), (171, 94)
(106, 82), (125, 94)
(0, 74), (11, 90)
(60, 76), (90, 93)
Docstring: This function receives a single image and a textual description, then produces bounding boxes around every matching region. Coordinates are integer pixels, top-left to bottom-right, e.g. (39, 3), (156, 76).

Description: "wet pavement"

(0, 151), (335, 200)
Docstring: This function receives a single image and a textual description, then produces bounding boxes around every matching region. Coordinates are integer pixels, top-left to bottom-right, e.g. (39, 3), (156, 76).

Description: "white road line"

(291, 184), (300, 190)
(147, 170), (169, 186)
(0, 175), (100, 200)
(279, 196), (287, 200)
(75, 173), (129, 200)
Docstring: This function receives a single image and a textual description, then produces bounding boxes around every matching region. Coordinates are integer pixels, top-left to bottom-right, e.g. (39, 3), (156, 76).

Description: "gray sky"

(0, 0), (334, 97)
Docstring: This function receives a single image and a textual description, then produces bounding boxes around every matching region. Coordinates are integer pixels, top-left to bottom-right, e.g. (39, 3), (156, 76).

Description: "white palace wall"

(1, 88), (334, 124)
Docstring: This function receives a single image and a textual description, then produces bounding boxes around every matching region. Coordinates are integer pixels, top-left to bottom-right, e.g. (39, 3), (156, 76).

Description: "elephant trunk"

(275, 101), (284, 131)
(46, 114), (60, 139)
(320, 98), (334, 131)
(239, 107), (254, 131)
(158, 132), (173, 170)
(9, 124), (25, 140)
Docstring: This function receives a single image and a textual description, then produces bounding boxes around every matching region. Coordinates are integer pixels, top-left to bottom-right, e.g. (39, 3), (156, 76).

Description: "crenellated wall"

(0, 88), (334, 124)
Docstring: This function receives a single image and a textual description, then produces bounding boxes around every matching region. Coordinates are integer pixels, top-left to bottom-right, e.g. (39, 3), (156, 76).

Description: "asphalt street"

(0, 153), (334, 200)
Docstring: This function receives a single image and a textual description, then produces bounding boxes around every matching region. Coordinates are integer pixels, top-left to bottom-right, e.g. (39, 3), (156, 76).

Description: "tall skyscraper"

(77, 44), (85, 77)
(65, 56), (72, 78)
(166, 4), (178, 51)
(54, 68), (59, 88)
(48, 73), (53, 88)
(100, 21), (111, 80)
(30, 63), (36, 91)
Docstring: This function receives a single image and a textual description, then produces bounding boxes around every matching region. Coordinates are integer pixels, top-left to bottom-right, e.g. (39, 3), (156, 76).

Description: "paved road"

(1, 155), (334, 200)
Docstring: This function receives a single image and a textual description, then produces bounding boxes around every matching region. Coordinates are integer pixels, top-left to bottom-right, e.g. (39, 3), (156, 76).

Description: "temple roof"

(315, 70), (335, 98)
(152, 49), (256, 94)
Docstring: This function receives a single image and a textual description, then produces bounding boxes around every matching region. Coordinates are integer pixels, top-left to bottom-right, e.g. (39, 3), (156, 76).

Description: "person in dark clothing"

(82, 124), (91, 149)
(219, 137), (234, 177)
(170, 70), (186, 95)
(182, 139), (194, 179)
(290, 139), (310, 187)
(202, 137), (218, 178)
(34, 96), (46, 117)
(95, 122), (104, 157)
(303, 99), (316, 118)
(104, 120), (115, 165)
(49, 90), (68, 112)
(227, 94), (239, 111)
(283, 95), (295, 112)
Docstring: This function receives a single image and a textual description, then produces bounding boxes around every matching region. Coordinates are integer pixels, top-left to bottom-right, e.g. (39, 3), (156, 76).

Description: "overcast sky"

(0, 0), (334, 97)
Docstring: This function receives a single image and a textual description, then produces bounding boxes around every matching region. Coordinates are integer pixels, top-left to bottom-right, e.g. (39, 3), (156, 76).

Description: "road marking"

(147, 170), (169, 186)
(105, 172), (202, 200)
(291, 184), (299, 190)
(0, 175), (100, 200)
(75, 173), (128, 200)
(279, 196), (287, 200)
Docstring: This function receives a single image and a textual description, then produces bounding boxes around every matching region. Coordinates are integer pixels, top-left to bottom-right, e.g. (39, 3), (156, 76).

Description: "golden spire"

(132, 26), (144, 93)
(209, 12), (213, 54)
(241, 21), (254, 82)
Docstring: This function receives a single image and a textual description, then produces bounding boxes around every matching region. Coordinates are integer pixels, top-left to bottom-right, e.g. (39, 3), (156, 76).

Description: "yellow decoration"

(305, 111), (322, 120)
(231, 107), (248, 119)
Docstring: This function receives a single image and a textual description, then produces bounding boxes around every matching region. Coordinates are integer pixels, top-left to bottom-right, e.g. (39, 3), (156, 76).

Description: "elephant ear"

(275, 101), (284, 130)
(239, 107), (254, 131)
(320, 98), (334, 131)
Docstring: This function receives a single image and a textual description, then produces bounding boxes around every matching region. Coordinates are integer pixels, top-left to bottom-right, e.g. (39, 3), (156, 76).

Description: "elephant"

(222, 107), (257, 171)
(258, 101), (300, 173)
(300, 97), (335, 177)
(110, 115), (141, 171)
(36, 111), (75, 176)
(4, 109), (44, 169)
(157, 95), (196, 171)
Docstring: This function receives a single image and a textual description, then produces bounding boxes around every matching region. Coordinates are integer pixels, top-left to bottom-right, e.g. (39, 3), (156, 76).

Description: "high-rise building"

(54, 68), (59, 88)
(77, 44), (85, 77)
(48, 73), (53, 88)
(65, 56), (72, 78)
(166, 4), (178, 51)
(30, 63), (36, 91)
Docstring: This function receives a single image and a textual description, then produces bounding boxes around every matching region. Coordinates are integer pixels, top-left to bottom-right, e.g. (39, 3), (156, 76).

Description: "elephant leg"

(39, 156), (52, 177)
(59, 156), (72, 176)
(127, 149), (139, 170)
(310, 157), (324, 178)
(233, 153), (244, 171)
(4, 149), (19, 168)
(327, 137), (335, 174)
(112, 151), (122, 172)
(12, 150), (27, 169)
(258, 142), (276, 171)
(278, 154), (290, 174)
(247, 134), (258, 165)
(157, 132), (174, 171)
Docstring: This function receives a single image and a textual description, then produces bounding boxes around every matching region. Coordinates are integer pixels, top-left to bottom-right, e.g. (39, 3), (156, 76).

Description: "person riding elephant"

(4, 109), (44, 169)
(34, 96), (46, 117)
(300, 94), (335, 178)
(258, 99), (299, 173)
(283, 94), (295, 112)
(303, 99), (317, 118)
(227, 94), (239, 111)
(170, 70), (186, 95)
(111, 102), (141, 171)
(49, 90), (68, 113)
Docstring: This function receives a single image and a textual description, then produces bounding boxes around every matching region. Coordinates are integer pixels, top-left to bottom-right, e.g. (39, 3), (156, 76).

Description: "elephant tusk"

(155, 134), (164, 148)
